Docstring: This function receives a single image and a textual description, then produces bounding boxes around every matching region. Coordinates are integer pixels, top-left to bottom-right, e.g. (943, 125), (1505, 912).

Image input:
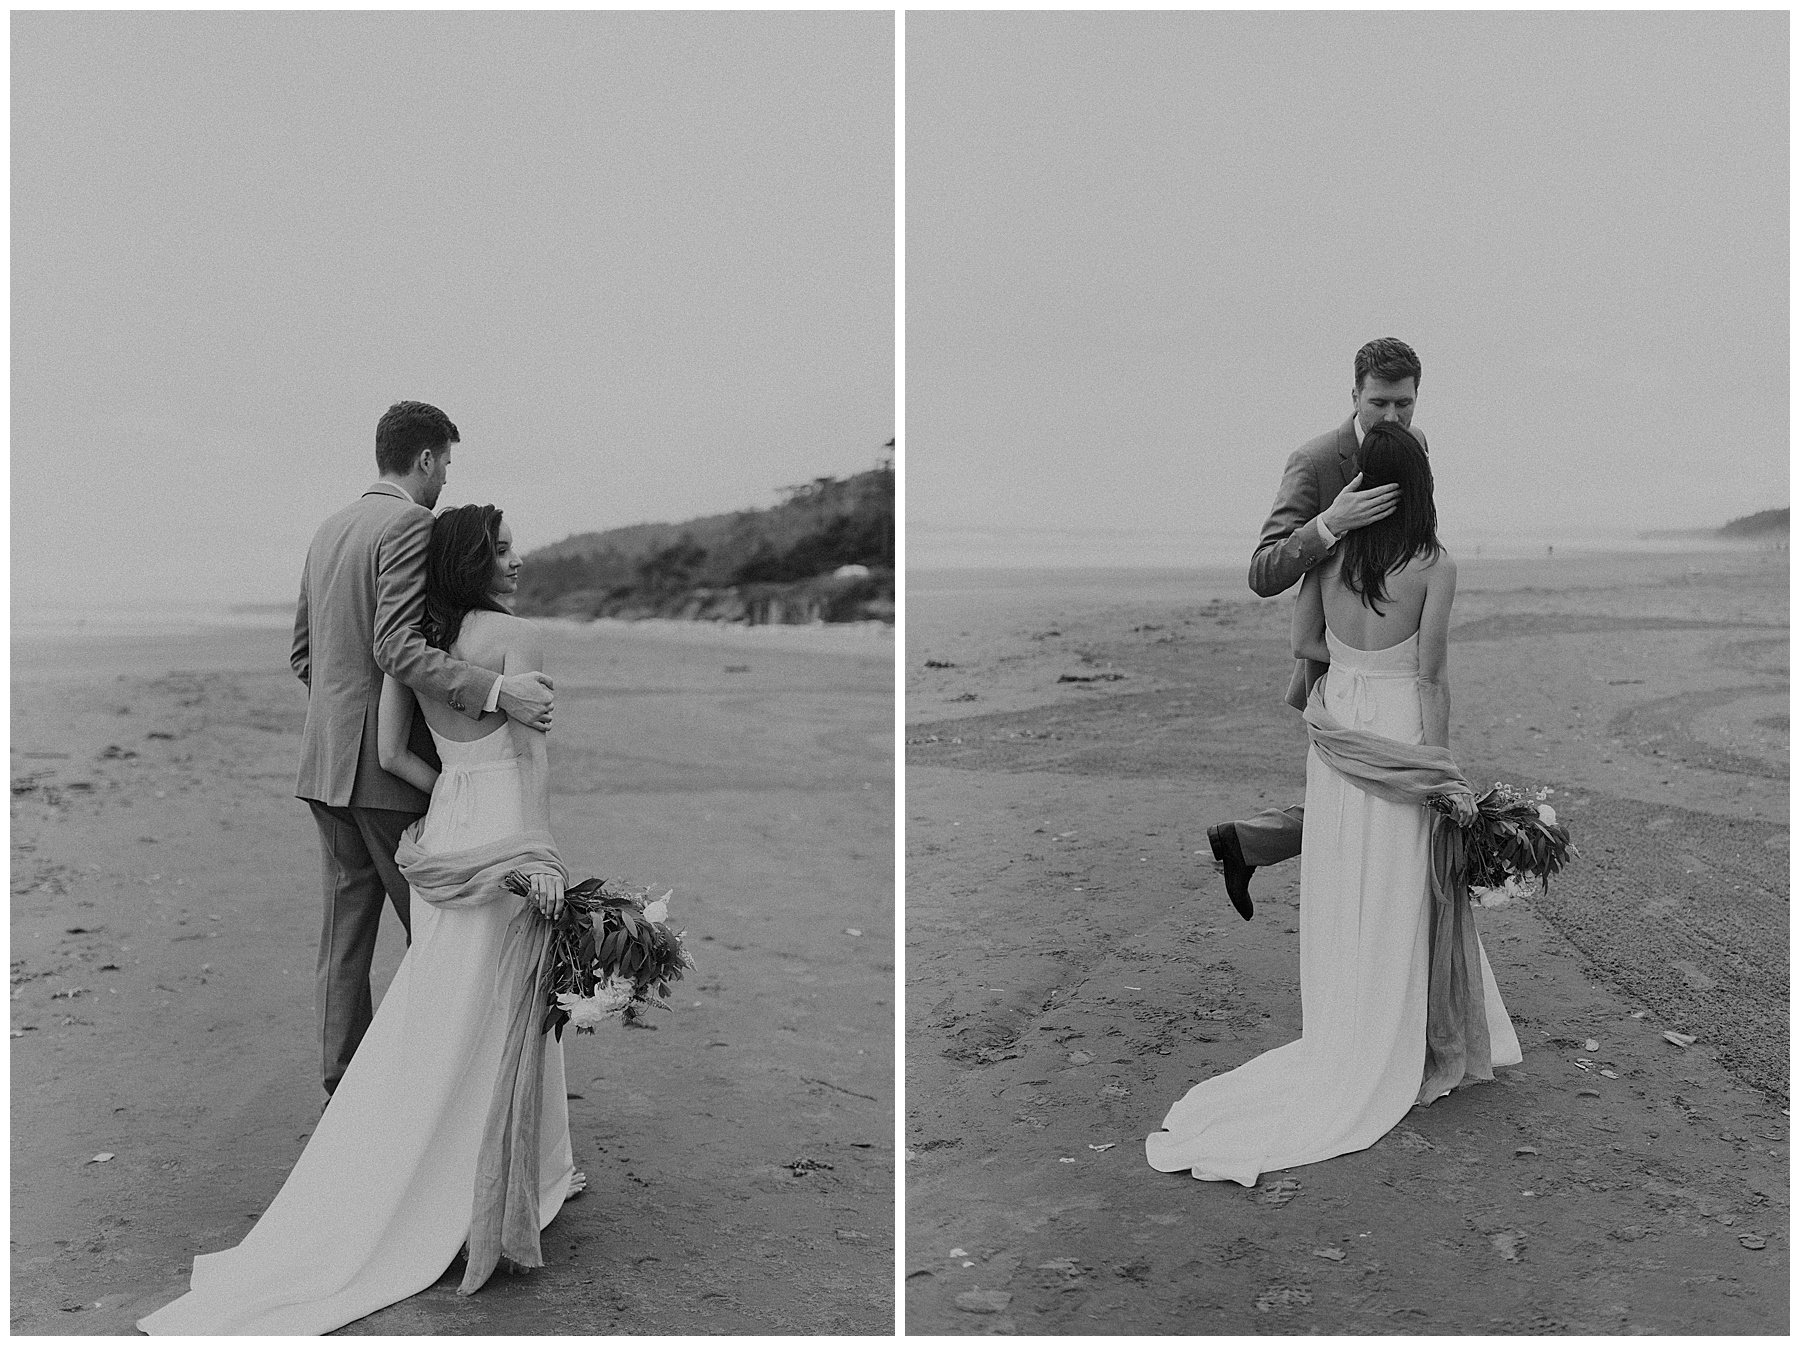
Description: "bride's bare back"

(416, 610), (542, 742)
(1317, 550), (1443, 650)
(1293, 544), (1458, 747)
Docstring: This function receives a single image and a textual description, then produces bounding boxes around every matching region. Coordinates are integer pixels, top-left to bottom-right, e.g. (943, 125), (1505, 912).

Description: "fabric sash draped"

(1302, 686), (1495, 1105)
(392, 720), (565, 1295)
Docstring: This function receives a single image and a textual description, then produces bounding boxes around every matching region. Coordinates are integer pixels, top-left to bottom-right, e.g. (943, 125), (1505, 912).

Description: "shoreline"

(907, 532), (1783, 573)
(13, 613), (893, 686)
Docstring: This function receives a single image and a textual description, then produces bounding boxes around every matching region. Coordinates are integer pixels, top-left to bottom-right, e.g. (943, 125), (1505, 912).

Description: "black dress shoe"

(1208, 823), (1256, 921)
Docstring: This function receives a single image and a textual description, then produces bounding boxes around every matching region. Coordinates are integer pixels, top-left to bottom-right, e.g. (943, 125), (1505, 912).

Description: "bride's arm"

(376, 674), (439, 795)
(1291, 569), (1330, 663)
(500, 619), (567, 920)
(1416, 551), (1458, 749)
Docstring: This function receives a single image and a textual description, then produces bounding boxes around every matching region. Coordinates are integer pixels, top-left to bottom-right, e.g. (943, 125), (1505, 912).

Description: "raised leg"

(1234, 803), (1304, 867)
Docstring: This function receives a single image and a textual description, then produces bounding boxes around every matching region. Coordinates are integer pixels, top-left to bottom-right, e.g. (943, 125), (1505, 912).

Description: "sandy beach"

(905, 546), (1787, 1334)
(11, 617), (894, 1334)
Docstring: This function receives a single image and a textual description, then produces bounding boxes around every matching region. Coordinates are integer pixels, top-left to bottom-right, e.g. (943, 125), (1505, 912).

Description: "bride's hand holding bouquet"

(502, 871), (693, 1034)
(1427, 782), (1577, 906)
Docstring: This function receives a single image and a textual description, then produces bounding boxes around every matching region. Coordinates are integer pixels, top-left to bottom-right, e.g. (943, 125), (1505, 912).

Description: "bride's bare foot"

(566, 1170), (588, 1200)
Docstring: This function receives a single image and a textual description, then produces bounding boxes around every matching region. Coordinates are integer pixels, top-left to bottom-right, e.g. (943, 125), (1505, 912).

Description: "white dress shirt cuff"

(483, 674), (503, 714)
(1314, 516), (1339, 549)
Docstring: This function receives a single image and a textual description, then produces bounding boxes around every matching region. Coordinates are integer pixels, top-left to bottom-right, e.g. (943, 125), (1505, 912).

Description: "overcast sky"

(908, 11), (1787, 568)
(14, 11), (892, 610)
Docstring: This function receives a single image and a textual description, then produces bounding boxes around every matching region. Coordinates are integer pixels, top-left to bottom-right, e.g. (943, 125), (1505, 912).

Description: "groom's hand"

(1320, 472), (1402, 537)
(498, 671), (555, 730)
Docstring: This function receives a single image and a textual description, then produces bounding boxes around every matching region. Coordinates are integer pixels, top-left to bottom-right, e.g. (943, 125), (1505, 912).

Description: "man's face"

(1352, 375), (1417, 435)
(417, 444), (452, 509)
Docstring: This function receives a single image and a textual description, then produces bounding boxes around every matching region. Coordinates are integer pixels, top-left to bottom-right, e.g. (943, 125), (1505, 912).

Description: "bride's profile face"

(489, 521), (521, 599)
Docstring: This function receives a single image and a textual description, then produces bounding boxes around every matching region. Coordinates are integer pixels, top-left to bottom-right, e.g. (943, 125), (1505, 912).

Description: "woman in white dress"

(1146, 424), (1521, 1186)
(141, 505), (584, 1334)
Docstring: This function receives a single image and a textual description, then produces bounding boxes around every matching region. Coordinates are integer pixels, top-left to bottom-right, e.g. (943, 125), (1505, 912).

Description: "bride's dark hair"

(1338, 423), (1440, 616)
(423, 504), (509, 651)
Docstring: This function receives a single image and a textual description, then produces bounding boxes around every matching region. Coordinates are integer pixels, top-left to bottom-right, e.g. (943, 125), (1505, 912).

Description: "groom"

(291, 400), (555, 1098)
(1207, 338), (1428, 917)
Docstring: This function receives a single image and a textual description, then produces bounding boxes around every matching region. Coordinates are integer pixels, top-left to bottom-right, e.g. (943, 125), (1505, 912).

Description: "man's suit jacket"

(1246, 417), (1430, 711)
(291, 483), (497, 811)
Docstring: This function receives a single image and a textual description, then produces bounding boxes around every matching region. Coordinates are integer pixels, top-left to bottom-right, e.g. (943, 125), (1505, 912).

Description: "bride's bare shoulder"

(453, 609), (543, 664)
(1416, 546), (1457, 581)
(463, 608), (537, 634)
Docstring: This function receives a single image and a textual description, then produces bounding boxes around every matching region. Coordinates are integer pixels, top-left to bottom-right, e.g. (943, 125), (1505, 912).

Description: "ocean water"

(12, 601), (891, 686)
(14, 601), (296, 639)
(903, 536), (1780, 652)
(907, 523), (1775, 572)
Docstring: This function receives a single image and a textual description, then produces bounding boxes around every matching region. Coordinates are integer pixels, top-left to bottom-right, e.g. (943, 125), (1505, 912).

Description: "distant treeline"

(1719, 507), (1788, 538)
(515, 457), (894, 625)
(1641, 506), (1788, 543)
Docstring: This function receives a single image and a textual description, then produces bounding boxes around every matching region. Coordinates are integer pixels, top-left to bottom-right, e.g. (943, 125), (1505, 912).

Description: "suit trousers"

(1234, 803), (1304, 868)
(306, 800), (418, 1095)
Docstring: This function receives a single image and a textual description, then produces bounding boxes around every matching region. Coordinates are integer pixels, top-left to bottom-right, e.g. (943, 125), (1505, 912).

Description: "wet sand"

(12, 618), (894, 1334)
(905, 547), (1787, 1334)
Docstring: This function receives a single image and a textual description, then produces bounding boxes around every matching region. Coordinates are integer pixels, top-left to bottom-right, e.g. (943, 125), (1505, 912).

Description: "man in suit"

(1208, 338), (1428, 918)
(291, 400), (555, 1098)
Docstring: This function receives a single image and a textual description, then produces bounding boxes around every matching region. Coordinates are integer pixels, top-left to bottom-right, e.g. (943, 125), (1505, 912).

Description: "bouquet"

(501, 873), (693, 1036)
(1427, 782), (1577, 908)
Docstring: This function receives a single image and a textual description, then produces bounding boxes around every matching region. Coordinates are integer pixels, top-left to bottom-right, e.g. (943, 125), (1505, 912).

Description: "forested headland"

(1717, 507), (1788, 539)
(515, 448), (894, 625)
(1642, 506), (1788, 545)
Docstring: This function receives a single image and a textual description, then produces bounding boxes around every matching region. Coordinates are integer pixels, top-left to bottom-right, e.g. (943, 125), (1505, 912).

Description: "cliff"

(1718, 507), (1788, 538)
(515, 452), (894, 625)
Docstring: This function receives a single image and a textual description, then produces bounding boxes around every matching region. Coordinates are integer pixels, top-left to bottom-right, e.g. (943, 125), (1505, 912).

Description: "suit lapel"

(1334, 417), (1359, 492)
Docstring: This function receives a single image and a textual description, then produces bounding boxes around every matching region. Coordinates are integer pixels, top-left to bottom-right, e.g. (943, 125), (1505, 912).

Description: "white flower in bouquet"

(1474, 872), (1533, 908)
(557, 981), (634, 1032)
(596, 976), (639, 1012)
(642, 891), (673, 926)
(1537, 803), (1557, 825)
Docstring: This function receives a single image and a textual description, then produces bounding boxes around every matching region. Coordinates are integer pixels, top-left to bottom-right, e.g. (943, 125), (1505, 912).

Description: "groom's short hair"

(1354, 338), (1422, 390)
(376, 401), (460, 475)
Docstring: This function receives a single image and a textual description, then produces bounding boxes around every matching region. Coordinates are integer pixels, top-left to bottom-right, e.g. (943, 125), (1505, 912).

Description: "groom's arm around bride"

(370, 508), (554, 729)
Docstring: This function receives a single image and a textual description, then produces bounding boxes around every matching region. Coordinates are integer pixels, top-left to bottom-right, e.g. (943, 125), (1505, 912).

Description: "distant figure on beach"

(1206, 338), (1428, 919)
(285, 401), (554, 1101)
(142, 499), (584, 1333)
(1148, 422), (1521, 1183)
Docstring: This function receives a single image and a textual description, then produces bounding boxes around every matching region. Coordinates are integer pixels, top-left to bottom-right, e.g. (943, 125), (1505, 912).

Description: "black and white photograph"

(13, 11), (893, 1334)
(905, 11), (1786, 1334)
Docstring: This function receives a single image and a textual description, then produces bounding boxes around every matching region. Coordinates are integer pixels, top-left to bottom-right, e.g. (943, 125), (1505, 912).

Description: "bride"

(1146, 423), (1521, 1185)
(140, 505), (584, 1334)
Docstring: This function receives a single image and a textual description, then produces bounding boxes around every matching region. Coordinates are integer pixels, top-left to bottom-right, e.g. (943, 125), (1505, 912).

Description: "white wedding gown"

(1146, 628), (1521, 1185)
(140, 725), (575, 1335)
